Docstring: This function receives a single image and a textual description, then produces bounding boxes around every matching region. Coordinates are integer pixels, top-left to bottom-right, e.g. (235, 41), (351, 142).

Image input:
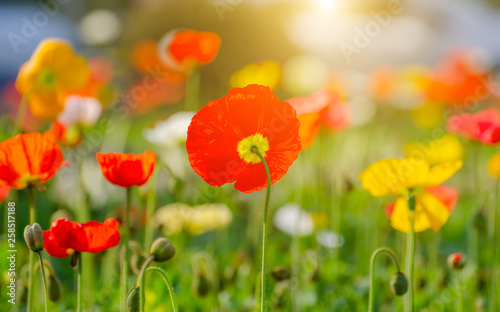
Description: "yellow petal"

(390, 196), (432, 233)
(424, 160), (462, 187)
(359, 158), (429, 196)
(404, 134), (464, 166)
(488, 153), (500, 179)
(417, 192), (451, 232)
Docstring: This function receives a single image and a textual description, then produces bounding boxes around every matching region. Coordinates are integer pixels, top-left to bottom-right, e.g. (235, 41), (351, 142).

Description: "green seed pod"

(48, 275), (62, 302)
(270, 266), (291, 282)
(149, 238), (175, 262)
(390, 272), (408, 296)
(24, 223), (44, 253)
(126, 287), (140, 312)
(407, 194), (416, 211)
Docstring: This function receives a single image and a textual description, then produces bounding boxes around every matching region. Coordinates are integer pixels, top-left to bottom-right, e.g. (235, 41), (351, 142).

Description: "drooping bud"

(448, 252), (466, 270)
(149, 237), (175, 262)
(192, 275), (210, 297)
(48, 275), (62, 302)
(126, 287), (140, 312)
(270, 266), (291, 282)
(24, 223), (44, 252)
(390, 272), (408, 296)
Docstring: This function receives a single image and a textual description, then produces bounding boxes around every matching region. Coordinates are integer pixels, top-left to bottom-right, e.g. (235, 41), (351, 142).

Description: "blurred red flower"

(447, 108), (500, 145)
(186, 84), (301, 193)
(0, 132), (68, 189)
(288, 90), (350, 149)
(159, 29), (221, 71)
(96, 150), (156, 187)
(43, 218), (120, 258)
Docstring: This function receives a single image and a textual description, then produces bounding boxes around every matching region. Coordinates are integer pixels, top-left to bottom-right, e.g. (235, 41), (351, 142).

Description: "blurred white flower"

(143, 111), (195, 148)
(58, 95), (102, 126)
(316, 230), (344, 248)
(273, 203), (314, 237)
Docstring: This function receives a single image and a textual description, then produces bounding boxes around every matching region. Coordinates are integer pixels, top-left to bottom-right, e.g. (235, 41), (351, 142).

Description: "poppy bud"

(390, 272), (408, 296)
(24, 223), (44, 252)
(126, 287), (140, 312)
(149, 237), (175, 262)
(48, 275), (62, 302)
(448, 252), (466, 270)
(192, 275), (210, 297)
(271, 266), (291, 282)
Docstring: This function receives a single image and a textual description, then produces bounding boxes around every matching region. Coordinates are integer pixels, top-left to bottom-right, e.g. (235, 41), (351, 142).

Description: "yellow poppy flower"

(488, 153), (500, 179)
(229, 61), (281, 90)
(359, 157), (462, 233)
(404, 134), (464, 166)
(16, 39), (91, 120)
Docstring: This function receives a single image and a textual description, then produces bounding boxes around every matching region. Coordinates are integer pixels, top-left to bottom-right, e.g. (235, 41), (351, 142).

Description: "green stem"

(368, 247), (402, 312)
(491, 180), (499, 312)
(407, 213), (415, 312)
(145, 169), (158, 254)
(251, 147), (272, 312)
(123, 187), (132, 311)
(138, 257), (154, 312)
(184, 68), (200, 111)
(77, 252), (82, 312)
(27, 186), (36, 312)
(38, 253), (49, 312)
(145, 267), (178, 312)
(13, 96), (28, 135)
(458, 271), (463, 312)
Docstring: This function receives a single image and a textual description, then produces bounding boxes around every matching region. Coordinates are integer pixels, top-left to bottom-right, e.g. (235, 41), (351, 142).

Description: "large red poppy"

(447, 108), (500, 145)
(96, 151), (156, 188)
(186, 84), (301, 193)
(43, 218), (120, 258)
(0, 131), (68, 189)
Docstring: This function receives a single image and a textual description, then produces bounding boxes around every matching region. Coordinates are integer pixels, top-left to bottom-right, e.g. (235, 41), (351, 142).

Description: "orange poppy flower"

(0, 132), (68, 189)
(96, 151), (156, 188)
(15, 39), (91, 119)
(159, 29), (221, 71)
(186, 84), (301, 193)
(43, 218), (120, 258)
(0, 181), (10, 202)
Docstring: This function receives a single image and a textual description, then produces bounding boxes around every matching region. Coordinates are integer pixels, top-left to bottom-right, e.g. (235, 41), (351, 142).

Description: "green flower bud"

(390, 272), (408, 296)
(192, 275), (210, 297)
(270, 266), (291, 282)
(149, 238), (175, 262)
(24, 223), (44, 253)
(48, 275), (62, 302)
(126, 287), (140, 312)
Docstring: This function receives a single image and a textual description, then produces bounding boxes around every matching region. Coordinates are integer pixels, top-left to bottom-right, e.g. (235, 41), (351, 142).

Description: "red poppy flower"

(447, 108), (500, 145)
(385, 185), (458, 222)
(0, 131), (68, 189)
(96, 151), (156, 188)
(159, 29), (221, 71)
(0, 181), (10, 202)
(43, 218), (120, 258)
(186, 84), (301, 193)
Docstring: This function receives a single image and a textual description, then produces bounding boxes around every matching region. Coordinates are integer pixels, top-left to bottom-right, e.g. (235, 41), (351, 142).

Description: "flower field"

(1, 1), (500, 311)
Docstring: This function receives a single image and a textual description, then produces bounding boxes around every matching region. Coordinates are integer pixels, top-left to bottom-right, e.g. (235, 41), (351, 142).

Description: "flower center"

(237, 133), (269, 164)
(38, 68), (56, 89)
